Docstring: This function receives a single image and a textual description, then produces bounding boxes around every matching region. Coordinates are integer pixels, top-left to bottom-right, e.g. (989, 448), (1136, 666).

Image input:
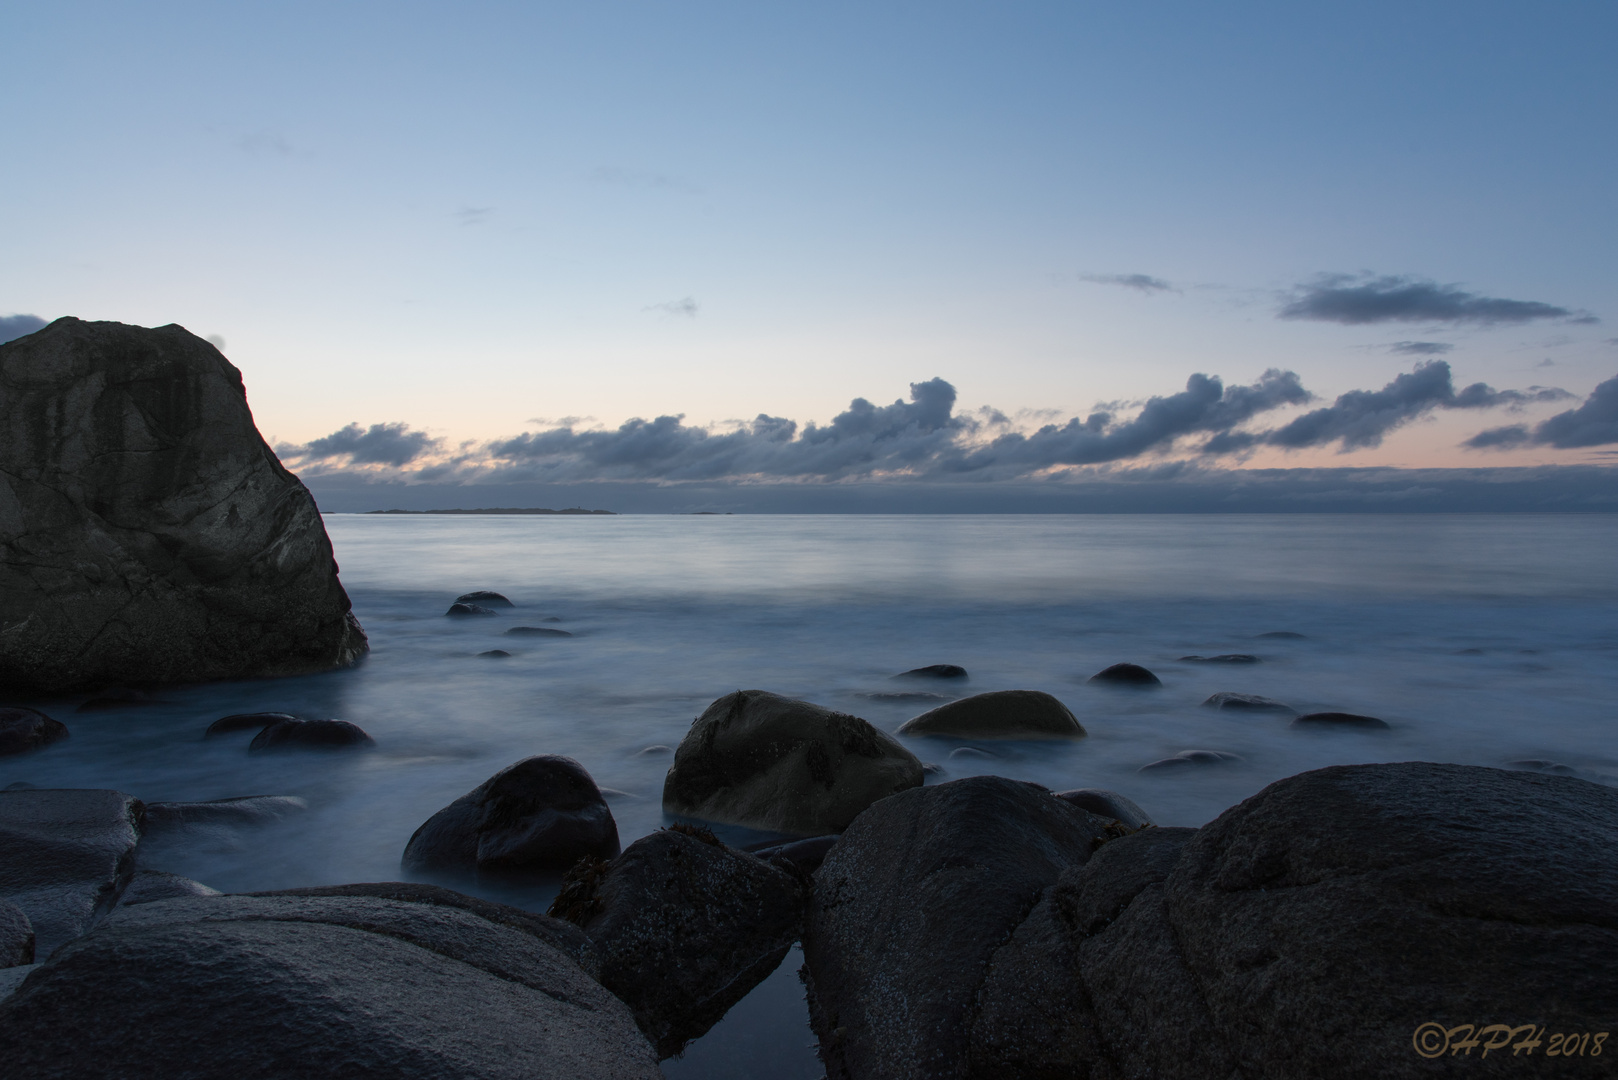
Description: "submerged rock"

(504, 626), (574, 637)
(1255, 630), (1307, 639)
(0, 890), (659, 1079)
(248, 718), (375, 752)
(1053, 788), (1154, 829)
(0, 318), (366, 693)
(1201, 691), (1296, 714)
(477, 649), (511, 658)
(203, 711), (298, 738)
(892, 664), (968, 681)
(446, 602), (497, 617)
(455, 590), (514, 607)
(1139, 749), (1242, 771)
(0, 709), (68, 757)
(662, 690), (924, 836)
(898, 689), (1085, 740)
(1087, 662), (1162, 686)
(403, 755), (621, 875)
(1179, 653), (1260, 664)
(1291, 710), (1391, 730)
(142, 795), (308, 831)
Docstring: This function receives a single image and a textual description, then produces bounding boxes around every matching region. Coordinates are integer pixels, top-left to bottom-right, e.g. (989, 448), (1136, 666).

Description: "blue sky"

(4, 1), (1616, 502)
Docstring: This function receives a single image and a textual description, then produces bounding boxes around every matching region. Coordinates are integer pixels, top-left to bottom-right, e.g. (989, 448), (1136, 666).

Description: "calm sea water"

(7, 514), (1618, 1074)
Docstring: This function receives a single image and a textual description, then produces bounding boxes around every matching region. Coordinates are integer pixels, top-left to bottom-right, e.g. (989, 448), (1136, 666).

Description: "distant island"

(365, 507), (616, 516)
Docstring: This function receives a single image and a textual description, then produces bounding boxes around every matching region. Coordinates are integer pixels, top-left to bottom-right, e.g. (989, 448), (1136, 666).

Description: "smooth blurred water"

(6, 513), (1617, 1075)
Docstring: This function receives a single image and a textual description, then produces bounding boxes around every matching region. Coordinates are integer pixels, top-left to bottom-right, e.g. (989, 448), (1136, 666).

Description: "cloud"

(1388, 341), (1453, 356)
(455, 207), (494, 226)
(0, 314), (48, 345)
(1080, 273), (1175, 294)
(1465, 374), (1618, 451)
(1279, 274), (1583, 326)
(645, 297), (699, 318)
(1536, 358), (1556, 368)
(284, 422), (441, 467)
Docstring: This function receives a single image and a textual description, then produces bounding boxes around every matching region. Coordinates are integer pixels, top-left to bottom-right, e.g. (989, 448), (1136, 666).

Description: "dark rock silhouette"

(662, 690), (924, 836)
(0, 709), (68, 757)
(248, 718), (375, 752)
(0, 318), (366, 692)
(478, 649), (511, 658)
(1291, 711), (1391, 730)
(1053, 788), (1153, 829)
(898, 690), (1085, 740)
(504, 626), (574, 637)
(1139, 749), (1242, 770)
(404, 756), (621, 875)
(1179, 654), (1260, 664)
(446, 602), (497, 617)
(1201, 691), (1296, 714)
(892, 664), (968, 681)
(203, 712), (298, 738)
(1088, 662), (1162, 686)
(455, 591), (513, 607)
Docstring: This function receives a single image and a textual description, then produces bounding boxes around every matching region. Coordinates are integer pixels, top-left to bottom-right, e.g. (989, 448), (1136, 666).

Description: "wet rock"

(1087, 662), (1162, 686)
(662, 690), (923, 836)
(477, 649), (511, 658)
(892, 664), (968, 681)
(898, 689), (1084, 740)
(1255, 631), (1307, 639)
(1179, 653), (1260, 664)
(446, 602), (497, 617)
(503, 625), (574, 637)
(455, 590), (513, 608)
(142, 795), (308, 831)
(1291, 710), (1391, 730)
(248, 718), (375, 752)
(802, 776), (1107, 1080)
(1202, 691), (1296, 714)
(404, 756), (621, 875)
(1, 899), (32, 966)
(204, 711), (298, 737)
(1053, 788), (1154, 829)
(555, 827), (806, 1058)
(0, 709), (68, 757)
(0, 789), (143, 958)
(0, 319), (366, 693)
(0, 890), (659, 1079)
(1139, 749), (1242, 771)
(114, 870), (220, 907)
(745, 834), (840, 875)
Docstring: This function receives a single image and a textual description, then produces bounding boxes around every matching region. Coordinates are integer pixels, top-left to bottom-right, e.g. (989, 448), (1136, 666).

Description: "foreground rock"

(0, 888), (659, 1079)
(0, 318), (367, 692)
(0, 789), (142, 958)
(810, 762), (1618, 1079)
(248, 718), (375, 752)
(803, 776), (1108, 1080)
(663, 690), (924, 835)
(0, 709), (68, 757)
(554, 826), (806, 1058)
(897, 690), (1085, 740)
(404, 756), (621, 875)
(1087, 662), (1161, 686)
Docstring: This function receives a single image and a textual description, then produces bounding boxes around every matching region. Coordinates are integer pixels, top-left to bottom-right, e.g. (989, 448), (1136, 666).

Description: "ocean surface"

(7, 513), (1618, 1075)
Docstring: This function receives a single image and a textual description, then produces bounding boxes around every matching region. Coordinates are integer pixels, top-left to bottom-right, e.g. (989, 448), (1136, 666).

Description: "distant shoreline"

(363, 507), (617, 516)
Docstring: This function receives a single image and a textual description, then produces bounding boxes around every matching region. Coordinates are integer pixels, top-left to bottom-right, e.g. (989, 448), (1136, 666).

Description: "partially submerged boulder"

(0, 318), (367, 692)
(897, 690), (1084, 740)
(892, 664), (968, 681)
(1292, 710), (1390, 730)
(1087, 662), (1161, 686)
(456, 591), (514, 608)
(1201, 691), (1295, 714)
(403, 756), (621, 875)
(0, 889), (660, 1079)
(446, 602), (497, 617)
(0, 708), (68, 757)
(555, 826), (807, 1058)
(204, 711), (298, 737)
(141, 795), (308, 831)
(662, 690), (924, 835)
(1179, 654), (1259, 664)
(0, 788), (143, 958)
(248, 718), (375, 752)
(1139, 749), (1242, 771)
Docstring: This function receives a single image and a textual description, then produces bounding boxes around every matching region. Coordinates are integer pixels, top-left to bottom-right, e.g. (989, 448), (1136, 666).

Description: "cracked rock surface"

(0, 318), (366, 692)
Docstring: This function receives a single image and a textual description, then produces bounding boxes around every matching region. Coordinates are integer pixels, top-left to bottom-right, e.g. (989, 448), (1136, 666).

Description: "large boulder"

(0, 708), (68, 756)
(0, 318), (366, 692)
(554, 826), (807, 1058)
(663, 690), (924, 836)
(0, 789), (143, 958)
(403, 756), (621, 875)
(897, 690), (1084, 739)
(802, 776), (1107, 1080)
(0, 889), (660, 1079)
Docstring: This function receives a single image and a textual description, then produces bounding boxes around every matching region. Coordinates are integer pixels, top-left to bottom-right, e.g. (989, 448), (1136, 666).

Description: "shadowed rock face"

(0, 318), (366, 692)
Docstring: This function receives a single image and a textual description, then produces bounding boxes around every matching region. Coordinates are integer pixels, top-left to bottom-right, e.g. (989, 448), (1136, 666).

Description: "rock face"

(558, 827), (807, 1058)
(0, 889), (660, 1079)
(0, 319), (367, 692)
(0, 789), (143, 958)
(663, 690), (924, 836)
(0, 708), (68, 757)
(403, 756), (621, 875)
(812, 762), (1618, 1079)
(897, 690), (1085, 740)
(802, 776), (1108, 1080)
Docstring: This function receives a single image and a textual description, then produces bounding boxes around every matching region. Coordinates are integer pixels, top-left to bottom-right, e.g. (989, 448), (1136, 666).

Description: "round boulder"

(1291, 711), (1391, 730)
(898, 690), (1084, 740)
(404, 755), (621, 874)
(1088, 663), (1162, 687)
(0, 709), (68, 757)
(662, 690), (923, 836)
(248, 719), (374, 752)
(455, 591), (513, 608)
(1202, 692), (1295, 714)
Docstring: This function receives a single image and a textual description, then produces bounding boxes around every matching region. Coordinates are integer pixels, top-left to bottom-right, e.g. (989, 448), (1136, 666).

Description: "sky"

(4, 2), (1616, 509)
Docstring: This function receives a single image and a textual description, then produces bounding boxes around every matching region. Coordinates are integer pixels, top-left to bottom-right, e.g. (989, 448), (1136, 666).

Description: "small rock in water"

(1180, 654), (1260, 664)
(635, 744), (672, 757)
(248, 719), (375, 752)
(1202, 692), (1296, 714)
(0, 708), (69, 757)
(204, 712), (298, 738)
(477, 649), (511, 658)
(948, 746), (998, 760)
(445, 602), (497, 617)
(455, 590), (514, 608)
(893, 664), (969, 681)
(1291, 711), (1391, 730)
(504, 626), (574, 637)
(541, 616), (564, 623)
(1255, 631), (1308, 639)
(1088, 662), (1162, 686)
(900, 690), (1085, 740)
(1052, 788), (1154, 829)
(1140, 749), (1243, 771)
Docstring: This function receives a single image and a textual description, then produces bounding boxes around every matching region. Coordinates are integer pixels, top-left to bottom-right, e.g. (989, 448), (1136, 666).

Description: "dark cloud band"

(1280, 275), (1583, 326)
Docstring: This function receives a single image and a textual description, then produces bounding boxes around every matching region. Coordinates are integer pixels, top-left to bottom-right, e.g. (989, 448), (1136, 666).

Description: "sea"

(7, 513), (1618, 1076)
